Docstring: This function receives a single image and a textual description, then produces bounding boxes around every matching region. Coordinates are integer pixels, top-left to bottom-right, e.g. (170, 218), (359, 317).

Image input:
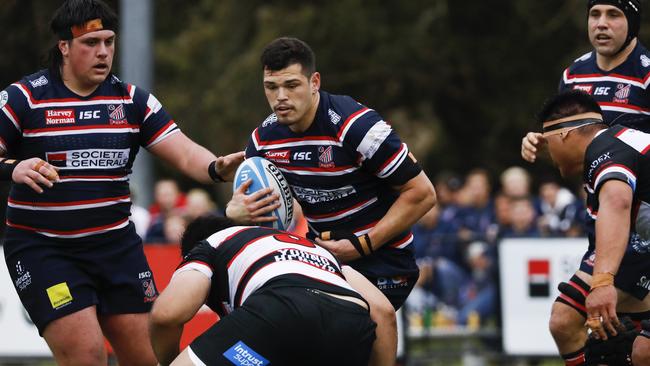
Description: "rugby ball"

(233, 157), (294, 230)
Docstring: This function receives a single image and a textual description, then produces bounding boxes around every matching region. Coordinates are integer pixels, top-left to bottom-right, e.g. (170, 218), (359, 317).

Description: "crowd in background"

(405, 166), (587, 331)
(136, 167), (588, 331)
(130, 180), (222, 244)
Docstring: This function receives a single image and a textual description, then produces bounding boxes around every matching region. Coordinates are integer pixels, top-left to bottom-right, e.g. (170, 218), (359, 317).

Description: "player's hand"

(12, 158), (59, 193)
(521, 132), (546, 163)
(585, 284), (619, 340)
(214, 151), (246, 182)
(225, 179), (280, 224)
(315, 237), (361, 263)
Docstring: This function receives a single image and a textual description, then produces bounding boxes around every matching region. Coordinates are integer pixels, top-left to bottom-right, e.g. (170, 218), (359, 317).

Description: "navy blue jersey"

(245, 91), (420, 279)
(0, 70), (179, 239)
(582, 125), (650, 255)
(560, 42), (650, 132)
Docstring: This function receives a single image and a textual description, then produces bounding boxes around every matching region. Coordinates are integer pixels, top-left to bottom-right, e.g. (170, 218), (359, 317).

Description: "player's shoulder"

(324, 91), (367, 119)
(566, 51), (595, 73)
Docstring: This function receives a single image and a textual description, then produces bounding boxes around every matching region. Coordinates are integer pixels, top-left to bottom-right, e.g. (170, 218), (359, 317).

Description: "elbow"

(421, 177), (437, 210)
(150, 300), (185, 329)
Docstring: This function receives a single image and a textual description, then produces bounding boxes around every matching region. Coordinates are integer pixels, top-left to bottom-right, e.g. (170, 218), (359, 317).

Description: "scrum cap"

(588, 0), (642, 54)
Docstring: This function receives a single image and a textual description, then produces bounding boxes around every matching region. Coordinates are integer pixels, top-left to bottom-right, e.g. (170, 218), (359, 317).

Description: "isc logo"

(79, 110), (101, 120)
(593, 87), (610, 96)
(293, 152), (312, 160)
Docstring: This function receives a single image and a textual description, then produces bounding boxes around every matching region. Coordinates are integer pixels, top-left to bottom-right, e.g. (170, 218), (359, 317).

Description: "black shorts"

(579, 248), (650, 300)
(188, 286), (376, 366)
(3, 223), (157, 335)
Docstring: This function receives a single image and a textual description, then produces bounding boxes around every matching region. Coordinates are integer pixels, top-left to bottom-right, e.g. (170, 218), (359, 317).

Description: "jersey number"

(273, 233), (316, 248)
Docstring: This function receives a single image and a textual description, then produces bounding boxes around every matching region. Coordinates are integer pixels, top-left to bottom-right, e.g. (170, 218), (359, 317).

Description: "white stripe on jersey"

(143, 93), (163, 122)
(357, 120), (392, 160)
(593, 165), (637, 192)
(1, 106), (21, 132)
(563, 74), (650, 89)
(252, 136), (343, 151)
(23, 127), (140, 138)
(586, 206), (597, 220)
(12, 83), (134, 109)
(238, 261), (354, 306)
(304, 197), (378, 223)
(602, 105), (650, 115)
(146, 125), (180, 148)
(57, 176), (129, 183)
(377, 143), (408, 178)
(8, 197), (130, 211)
(278, 166), (359, 176)
(6, 218), (130, 239)
(129, 84), (137, 99)
(616, 128), (650, 153)
(173, 261), (213, 280)
(339, 108), (373, 141)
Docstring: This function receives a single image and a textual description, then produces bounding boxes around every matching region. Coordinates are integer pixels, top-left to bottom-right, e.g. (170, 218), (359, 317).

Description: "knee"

(548, 306), (583, 342)
(370, 296), (396, 329)
(54, 340), (106, 366)
(633, 336), (650, 366)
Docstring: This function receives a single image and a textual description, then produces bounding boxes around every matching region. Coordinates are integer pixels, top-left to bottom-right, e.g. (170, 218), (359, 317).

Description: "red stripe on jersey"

(615, 127), (629, 137)
(226, 233), (273, 268)
(146, 119), (175, 146)
(18, 83), (133, 105)
(336, 107), (369, 141)
(566, 72), (645, 84)
(642, 144), (650, 155)
(599, 101), (650, 112)
(593, 163), (636, 185)
(306, 198), (375, 219)
(5, 104), (21, 128)
(24, 123), (139, 134)
(8, 195), (129, 207)
(353, 220), (380, 233)
(389, 233), (413, 248)
(6, 217), (129, 235)
(376, 143), (406, 173)
(281, 164), (354, 173)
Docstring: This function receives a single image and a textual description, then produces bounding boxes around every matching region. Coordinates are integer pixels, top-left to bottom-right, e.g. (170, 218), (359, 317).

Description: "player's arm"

(586, 179), (633, 339)
(342, 265), (396, 366)
(148, 132), (245, 184)
(149, 270), (210, 366)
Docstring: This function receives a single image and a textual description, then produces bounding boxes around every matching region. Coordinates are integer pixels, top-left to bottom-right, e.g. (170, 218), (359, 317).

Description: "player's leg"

(633, 329), (650, 366)
(94, 226), (158, 365)
(43, 306), (107, 366)
(342, 265), (397, 366)
(549, 273), (591, 365)
(99, 312), (157, 366)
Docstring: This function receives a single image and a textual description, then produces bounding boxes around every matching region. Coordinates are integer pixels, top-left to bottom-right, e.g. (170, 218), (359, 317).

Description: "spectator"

(148, 179), (187, 221)
(185, 188), (220, 219)
(501, 196), (541, 238)
(457, 241), (497, 326)
(537, 178), (579, 237)
(456, 169), (494, 247)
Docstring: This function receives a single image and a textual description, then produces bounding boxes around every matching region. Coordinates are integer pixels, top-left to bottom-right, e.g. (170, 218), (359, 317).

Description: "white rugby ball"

(233, 157), (294, 230)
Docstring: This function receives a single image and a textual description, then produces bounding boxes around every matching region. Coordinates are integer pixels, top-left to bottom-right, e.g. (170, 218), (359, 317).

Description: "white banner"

(0, 246), (52, 357)
(499, 238), (587, 356)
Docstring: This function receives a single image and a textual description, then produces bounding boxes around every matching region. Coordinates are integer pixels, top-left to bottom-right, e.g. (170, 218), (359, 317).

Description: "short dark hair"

(47, 0), (118, 76)
(537, 90), (603, 122)
(180, 215), (237, 256)
(260, 37), (316, 76)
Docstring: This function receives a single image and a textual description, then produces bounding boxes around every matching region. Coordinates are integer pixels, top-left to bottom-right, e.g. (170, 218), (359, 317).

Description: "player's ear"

(310, 72), (320, 93)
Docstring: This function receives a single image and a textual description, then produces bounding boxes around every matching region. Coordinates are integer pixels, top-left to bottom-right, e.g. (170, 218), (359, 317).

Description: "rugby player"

(539, 90), (650, 365)
(150, 215), (391, 366)
(0, 1), (248, 364)
(522, 0), (649, 163)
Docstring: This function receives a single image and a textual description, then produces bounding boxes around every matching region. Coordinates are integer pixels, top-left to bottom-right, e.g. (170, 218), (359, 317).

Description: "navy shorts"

(188, 286), (376, 366)
(579, 248), (650, 300)
(3, 223), (158, 335)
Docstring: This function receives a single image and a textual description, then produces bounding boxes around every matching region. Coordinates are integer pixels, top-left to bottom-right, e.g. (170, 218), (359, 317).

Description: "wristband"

(0, 158), (19, 181)
(590, 272), (615, 292)
(208, 161), (225, 183)
(320, 231), (374, 257)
